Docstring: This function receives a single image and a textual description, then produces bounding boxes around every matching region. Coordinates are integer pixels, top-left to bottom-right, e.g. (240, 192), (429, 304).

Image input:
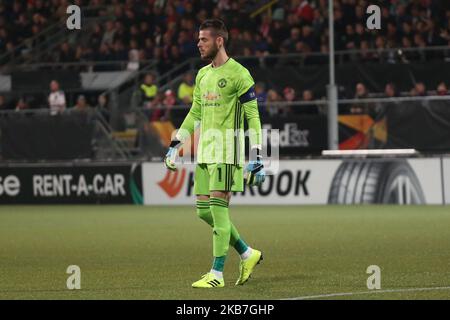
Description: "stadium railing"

(101, 95), (450, 160)
(157, 46), (450, 92)
(1, 95), (449, 162)
(8, 59), (156, 72)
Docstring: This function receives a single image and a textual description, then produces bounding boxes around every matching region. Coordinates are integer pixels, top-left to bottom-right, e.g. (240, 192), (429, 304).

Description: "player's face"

(198, 30), (220, 60)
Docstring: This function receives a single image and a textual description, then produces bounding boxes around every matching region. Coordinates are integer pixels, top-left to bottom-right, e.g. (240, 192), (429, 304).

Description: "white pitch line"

(283, 286), (450, 300)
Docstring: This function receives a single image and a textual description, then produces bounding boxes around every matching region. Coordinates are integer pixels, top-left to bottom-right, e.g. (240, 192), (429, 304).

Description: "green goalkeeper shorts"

(194, 163), (244, 195)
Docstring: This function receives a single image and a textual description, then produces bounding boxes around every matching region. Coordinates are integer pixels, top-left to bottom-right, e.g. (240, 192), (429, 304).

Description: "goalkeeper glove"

(245, 148), (266, 186)
(164, 140), (181, 171)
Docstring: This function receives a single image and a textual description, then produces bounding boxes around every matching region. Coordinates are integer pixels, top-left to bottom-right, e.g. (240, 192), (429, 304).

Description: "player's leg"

(197, 194), (242, 244)
(194, 163), (234, 287)
(230, 165), (263, 286)
(192, 163), (227, 288)
(207, 163), (261, 285)
(194, 164), (242, 251)
(208, 189), (231, 283)
(192, 164), (261, 288)
(221, 192), (250, 257)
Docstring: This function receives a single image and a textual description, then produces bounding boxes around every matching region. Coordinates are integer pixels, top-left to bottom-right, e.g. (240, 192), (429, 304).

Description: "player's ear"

(217, 36), (224, 49)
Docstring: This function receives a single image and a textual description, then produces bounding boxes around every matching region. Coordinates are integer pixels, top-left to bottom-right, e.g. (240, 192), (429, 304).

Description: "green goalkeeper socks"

(209, 197), (231, 258)
(212, 256), (226, 273)
(234, 238), (249, 255)
(196, 200), (243, 249)
(196, 200), (213, 225)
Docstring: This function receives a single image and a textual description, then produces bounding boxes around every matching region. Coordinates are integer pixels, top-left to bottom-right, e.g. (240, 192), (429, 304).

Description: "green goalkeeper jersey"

(176, 58), (262, 165)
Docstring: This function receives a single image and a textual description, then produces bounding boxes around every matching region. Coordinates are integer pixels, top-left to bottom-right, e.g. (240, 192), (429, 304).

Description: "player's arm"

(240, 88), (262, 157)
(164, 74), (202, 171)
(176, 91), (201, 141)
(238, 72), (265, 186)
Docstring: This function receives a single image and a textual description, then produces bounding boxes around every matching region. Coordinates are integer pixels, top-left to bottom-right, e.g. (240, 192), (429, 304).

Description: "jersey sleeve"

(235, 68), (255, 97)
(242, 98), (262, 150)
(176, 72), (203, 142)
(237, 70), (262, 150)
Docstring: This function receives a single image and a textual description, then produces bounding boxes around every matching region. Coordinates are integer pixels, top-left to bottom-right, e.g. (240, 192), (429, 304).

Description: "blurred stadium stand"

(1, 0), (450, 162)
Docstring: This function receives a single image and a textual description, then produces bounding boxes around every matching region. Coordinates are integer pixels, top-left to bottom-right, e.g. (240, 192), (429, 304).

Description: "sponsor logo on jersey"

(202, 91), (221, 101)
(202, 91), (222, 107)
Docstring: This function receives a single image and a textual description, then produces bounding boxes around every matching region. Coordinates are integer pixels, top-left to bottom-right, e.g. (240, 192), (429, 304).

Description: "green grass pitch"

(0, 205), (449, 300)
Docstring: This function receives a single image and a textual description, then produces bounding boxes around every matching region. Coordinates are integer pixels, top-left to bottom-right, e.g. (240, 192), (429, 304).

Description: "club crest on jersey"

(218, 78), (227, 88)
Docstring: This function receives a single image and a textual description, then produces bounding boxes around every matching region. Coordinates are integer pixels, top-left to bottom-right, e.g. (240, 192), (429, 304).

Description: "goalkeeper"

(164, 19), (265, 288)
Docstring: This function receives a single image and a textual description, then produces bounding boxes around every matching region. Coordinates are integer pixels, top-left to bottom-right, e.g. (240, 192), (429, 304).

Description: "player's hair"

(199, 19), (229, 45)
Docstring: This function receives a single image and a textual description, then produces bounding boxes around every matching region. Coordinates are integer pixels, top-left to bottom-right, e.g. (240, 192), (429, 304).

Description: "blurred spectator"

(296, 0), (314, 23)
(299, 89), (319, 114)
(384, 83), (398, 98)
(280, 87), (297, 116)
(282, 86), (296, 116)
(282, 27), (301, 52)
(177, 72), (194, 104)
(94, 43), (113, 71)
(95, 93), (111, 128)
(350, 82), (369, 114)
(3, 0), (450, 119)
(3, 0), (450, 73)
(111, 40), (128, 62)
(48, 80), (66, 115)
(164, 89), (176, 107)
(102, 21), (116, 47)
(411, 82), (427, 96)
(359, 40), (376, 62)
(15, 97), (29, 111)
(127, 46), (140, 71)
(72, 95), (91, 113)
(140, 73), (158, 105)
(436, 82), (448, 96)
(303, 90), (314, 101)
(259, 14), (271, 39)
(168, 45), (183, 66)
(266, 89), (282, 116)
(145, 91), (171, 122)
(255, 82), (267, 103)
(254, 82), (268, 116)
(253, 33), (269, 56)
(355, 83), (369, 99)
(75, 45), (94, 65)
(58, 42), (75, 63)
(89, 23), (103, 50)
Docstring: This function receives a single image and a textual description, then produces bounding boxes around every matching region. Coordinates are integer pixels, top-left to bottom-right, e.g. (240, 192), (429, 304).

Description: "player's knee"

(197, 195), (209, 202)
(210, 191), (229, 199)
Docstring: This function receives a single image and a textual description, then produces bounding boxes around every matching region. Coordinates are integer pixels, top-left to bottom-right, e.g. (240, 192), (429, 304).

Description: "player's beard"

(201, 43), (219, 61)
